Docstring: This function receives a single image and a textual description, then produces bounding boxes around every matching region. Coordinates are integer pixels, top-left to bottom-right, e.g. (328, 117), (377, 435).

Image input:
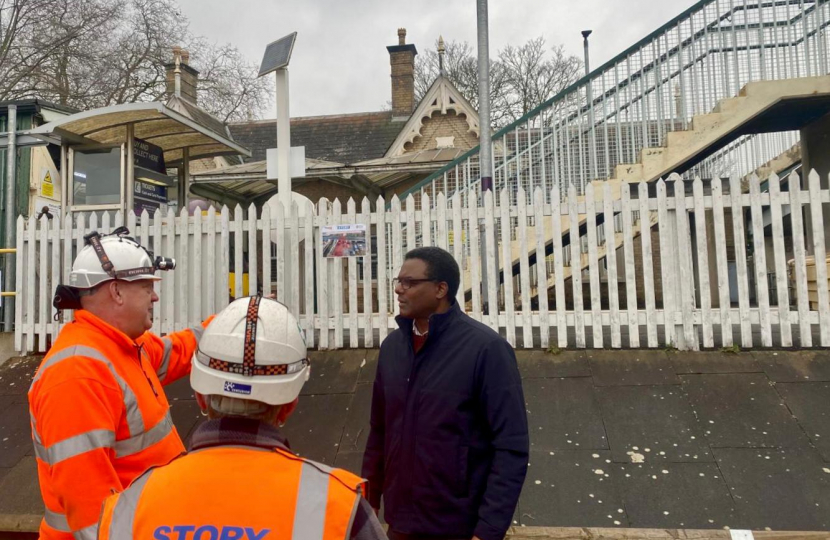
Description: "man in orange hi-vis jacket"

(97, 296), (386, 540)
(28, 227), (212, 540)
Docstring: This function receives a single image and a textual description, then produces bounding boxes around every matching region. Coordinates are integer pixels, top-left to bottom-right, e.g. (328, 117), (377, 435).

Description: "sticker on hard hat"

(223, 381), (252, 395)
(153, 525), (270, 540)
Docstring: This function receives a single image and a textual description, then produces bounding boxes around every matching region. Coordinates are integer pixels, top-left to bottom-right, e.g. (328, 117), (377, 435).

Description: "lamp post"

(477, 0), (493, 313)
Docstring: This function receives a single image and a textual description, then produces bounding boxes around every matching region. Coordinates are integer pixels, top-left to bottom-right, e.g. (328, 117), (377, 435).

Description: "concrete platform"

(2, 349), (830, 536)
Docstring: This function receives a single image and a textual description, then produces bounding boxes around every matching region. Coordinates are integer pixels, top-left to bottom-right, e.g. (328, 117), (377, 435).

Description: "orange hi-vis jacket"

(28, 310), (210, 540)
(98, 434), (367, 540)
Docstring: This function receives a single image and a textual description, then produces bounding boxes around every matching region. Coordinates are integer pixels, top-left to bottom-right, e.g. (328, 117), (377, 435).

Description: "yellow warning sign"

(41, 171), (54, 198)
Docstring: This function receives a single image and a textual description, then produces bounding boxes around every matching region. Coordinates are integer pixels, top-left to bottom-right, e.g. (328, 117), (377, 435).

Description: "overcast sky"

(177, 0), (693, 119)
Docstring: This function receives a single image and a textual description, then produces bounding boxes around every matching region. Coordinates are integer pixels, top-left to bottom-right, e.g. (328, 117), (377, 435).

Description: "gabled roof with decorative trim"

(385, 75), (480, 158)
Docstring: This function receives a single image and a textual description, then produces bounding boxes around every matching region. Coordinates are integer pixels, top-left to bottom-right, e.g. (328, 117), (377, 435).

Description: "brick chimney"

(165, 47), (199, 104)
(387, 28), (417, 117)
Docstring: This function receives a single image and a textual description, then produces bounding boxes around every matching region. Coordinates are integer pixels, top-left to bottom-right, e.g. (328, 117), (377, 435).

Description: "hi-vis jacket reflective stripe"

(98, 445), (366, 540)
(28, 310), (211, 540)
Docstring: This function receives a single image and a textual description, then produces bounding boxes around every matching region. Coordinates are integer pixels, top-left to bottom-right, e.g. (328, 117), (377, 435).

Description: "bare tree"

(414, 36), (582, 128)
(0, 0), (272, 120)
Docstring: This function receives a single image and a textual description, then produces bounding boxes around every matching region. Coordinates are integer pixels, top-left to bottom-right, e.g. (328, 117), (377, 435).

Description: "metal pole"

(125, 124), (135, 215)
(178, 147), (190, 210)
(3, 105), (16, 331)
(276, 67), (293, 307)
(477, 0), (493, 313)
(583, 30), (598, 182)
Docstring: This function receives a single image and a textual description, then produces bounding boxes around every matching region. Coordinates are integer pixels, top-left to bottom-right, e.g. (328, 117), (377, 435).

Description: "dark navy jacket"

(361, 302), (529, 540)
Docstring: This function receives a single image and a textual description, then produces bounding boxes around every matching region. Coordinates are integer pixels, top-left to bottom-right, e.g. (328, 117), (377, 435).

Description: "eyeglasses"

(392, 277), (435, 290)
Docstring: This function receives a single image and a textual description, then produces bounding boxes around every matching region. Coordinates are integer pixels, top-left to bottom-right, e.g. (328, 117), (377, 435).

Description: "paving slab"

(752, 351), (830, 382)
(775, 382), (830, 461)
(681, 373), (810, 448)
(597, 386), (712, 463)
(356, 349), (379, 384)
(302, 350), (363, 395)
(589, 351), (679, 386)
(518, 350), (592, 379)
(713, 447), (830, 530)
(0, 357), (38, 399)
(0, 399), (31, 469)
(339, 383), (372, 453)
(0, 457), (42, 517)
(333, 450), (363, 477)
(163, 376), (196, 401)
(281, 393), (351, 465)
(616, 462), (737, 529)
(669, 352), (761, 374)
(519, 450), (628, 528)
(524, 378), (608, 451)
(169, 399), (204, 448)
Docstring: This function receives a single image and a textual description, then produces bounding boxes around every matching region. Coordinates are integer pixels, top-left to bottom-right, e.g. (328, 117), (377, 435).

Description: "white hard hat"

(191, 296), (310, 406)
(69, 228), (171, 289)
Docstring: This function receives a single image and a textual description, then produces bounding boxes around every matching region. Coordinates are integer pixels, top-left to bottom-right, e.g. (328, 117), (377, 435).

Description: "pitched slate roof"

(228, 111), (404, 166)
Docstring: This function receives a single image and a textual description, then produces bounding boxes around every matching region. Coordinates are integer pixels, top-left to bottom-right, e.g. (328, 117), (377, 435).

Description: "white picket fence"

(14, 170), (830, 353)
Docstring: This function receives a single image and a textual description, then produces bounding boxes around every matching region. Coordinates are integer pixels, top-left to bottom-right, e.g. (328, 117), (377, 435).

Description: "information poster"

(322, 224), (367, 258)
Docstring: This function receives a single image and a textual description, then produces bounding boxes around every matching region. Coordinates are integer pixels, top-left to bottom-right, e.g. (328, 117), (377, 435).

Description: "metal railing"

(403, 0), (829, 208)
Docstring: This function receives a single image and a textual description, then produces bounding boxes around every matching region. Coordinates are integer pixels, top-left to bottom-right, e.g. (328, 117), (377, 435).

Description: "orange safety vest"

(28, 310), (209, 540)
(98, 444), (367, 540)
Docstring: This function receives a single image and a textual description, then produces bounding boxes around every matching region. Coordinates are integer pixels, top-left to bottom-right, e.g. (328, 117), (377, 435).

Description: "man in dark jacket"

(362, 246), (529, 540)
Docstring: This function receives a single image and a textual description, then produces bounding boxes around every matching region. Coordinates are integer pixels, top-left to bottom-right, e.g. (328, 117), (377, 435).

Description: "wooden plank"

(468, 193), (482, 322)
(585, 183), (603, 349)
(391, 197), (403, 319)
(151, 210), (162, 334)
(261, 203), (272, 298)
(177, 208), (189, 331)
(656, 179), (675, 347)
(376, 196), (389, 344)
(206, 207), (216, 318)
(50, 213), (60, 343)
(808, 169), (830, 345)
(451, 194), (465, 308)
(219, 206), (230, 311)
(317, 200), (330, 349)
(710, 177), (733, 347)
(347, 198), (359, 348)
(421, 193), (432, 246)
(37, 217), (47, 351)
(436, 192), (448, 252)
(621, 183), (639, 348)
(484, 190), (499, 332)
(673, 176), (698, 350)
(692, 177), (714, 348)
(361, 197), (374, 348)
(62, 213), (73, 325)
(568, 184), (586, 348)
(749, 175), (772, 347)
(164, 209), (175, 334)
(551, 186), (568, 348)
(332, 199), (344, 348)
(275, 199), (285, 304)
(603, 182), (622, 348)
(192, 209), (202, 322)
(233, 205), (244, 301)
(289, 201), (300, 318)
(26, 214), (35, 352)
(247, 203), (258, 300)
(789, 172), (811, 347)
(500, 189), (517, 346)
(533, 187), (551, 349)
(304, 200), (315, 349)
(406, 195), (416, 253)
(730, 176), (753, 348)
(768, 173), (792, 347)
(14, 217), (24, 351)
(517, 187), (533, 348)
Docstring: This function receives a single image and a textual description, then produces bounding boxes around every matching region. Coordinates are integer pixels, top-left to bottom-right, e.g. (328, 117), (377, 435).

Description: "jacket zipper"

(136, 345), (159, 397)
